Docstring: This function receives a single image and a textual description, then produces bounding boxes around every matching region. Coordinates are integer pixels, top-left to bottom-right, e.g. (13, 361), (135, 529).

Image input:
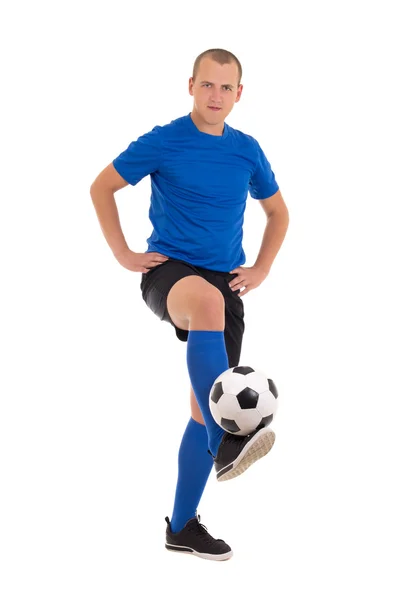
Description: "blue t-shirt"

(112, 113), (279, 272)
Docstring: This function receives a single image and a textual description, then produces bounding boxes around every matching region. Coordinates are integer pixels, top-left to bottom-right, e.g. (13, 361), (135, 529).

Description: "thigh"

(140, 259), (245, 359)
(140, 258), (202, 337)
(166, 273), (225, 332)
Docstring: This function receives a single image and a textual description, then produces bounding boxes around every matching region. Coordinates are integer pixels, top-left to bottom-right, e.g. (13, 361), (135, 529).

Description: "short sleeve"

(249, 139), (279, 199)
(112, 126), (163, 186)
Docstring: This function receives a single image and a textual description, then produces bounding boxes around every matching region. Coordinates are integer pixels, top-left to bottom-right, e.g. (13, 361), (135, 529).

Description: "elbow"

(89, 180), (102, 200)
(267, 207), (289, 222)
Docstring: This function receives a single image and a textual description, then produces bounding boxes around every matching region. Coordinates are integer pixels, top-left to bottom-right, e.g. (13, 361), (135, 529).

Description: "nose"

(210, 89), (223, 104)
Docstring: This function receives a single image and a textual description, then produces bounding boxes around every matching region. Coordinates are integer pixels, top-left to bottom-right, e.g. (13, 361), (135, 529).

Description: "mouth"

(208, 106), (222, 111)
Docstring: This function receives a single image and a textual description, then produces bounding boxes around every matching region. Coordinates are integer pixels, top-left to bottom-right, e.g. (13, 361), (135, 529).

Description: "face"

(189, 57), (243, 126)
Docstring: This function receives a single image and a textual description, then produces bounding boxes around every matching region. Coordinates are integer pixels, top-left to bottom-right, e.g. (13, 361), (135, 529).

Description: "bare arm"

(255, 189), (289, 274)
(90, 163), (130, 258)
(89, 163), (169, 271)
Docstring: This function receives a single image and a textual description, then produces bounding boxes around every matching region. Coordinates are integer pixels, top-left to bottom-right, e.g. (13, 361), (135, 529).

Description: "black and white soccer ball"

(209, 365), (278, 436)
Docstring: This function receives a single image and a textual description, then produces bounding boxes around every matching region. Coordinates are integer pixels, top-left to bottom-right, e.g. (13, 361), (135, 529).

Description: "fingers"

(153, 253), (169, 259)
(144, 253), (169, 271)
(230, 278), (246, 289)
(150, 257), (169, 266)
(153, 253), (169, 263)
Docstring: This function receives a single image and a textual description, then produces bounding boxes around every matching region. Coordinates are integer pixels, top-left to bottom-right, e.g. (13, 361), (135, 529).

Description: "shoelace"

(188, 516), (223, 544)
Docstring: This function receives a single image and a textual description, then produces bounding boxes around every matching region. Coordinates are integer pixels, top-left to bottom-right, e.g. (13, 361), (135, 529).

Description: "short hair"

(192, 48), (242, 86)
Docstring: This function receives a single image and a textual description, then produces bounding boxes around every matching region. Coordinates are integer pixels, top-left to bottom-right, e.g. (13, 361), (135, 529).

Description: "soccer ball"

(209, 365), (278, 436)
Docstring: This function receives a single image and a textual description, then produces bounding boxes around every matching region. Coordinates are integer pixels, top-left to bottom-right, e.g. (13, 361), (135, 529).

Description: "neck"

(190, 109), (224, 136)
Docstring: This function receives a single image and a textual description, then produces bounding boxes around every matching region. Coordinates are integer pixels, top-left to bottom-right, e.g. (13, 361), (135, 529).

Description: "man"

(90, 48), (289, 561)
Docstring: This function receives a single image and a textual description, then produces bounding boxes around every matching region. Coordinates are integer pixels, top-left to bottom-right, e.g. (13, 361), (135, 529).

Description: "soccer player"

(90, 48), (289, 561)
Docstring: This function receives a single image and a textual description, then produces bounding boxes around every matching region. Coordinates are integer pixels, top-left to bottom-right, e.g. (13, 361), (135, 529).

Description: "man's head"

(189, 49), (243, 130)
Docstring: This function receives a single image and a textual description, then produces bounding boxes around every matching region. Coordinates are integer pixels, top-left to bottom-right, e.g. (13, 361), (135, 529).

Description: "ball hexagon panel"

(220, 372), (252, 396)
(243, 371), (271, 394)
(257, 389), (278, 417)
(214, 393), (241, 420)
(234, 408), (262, 434)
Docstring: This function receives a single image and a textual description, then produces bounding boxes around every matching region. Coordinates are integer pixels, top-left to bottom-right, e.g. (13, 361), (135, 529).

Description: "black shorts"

(140, 258), (245, 368)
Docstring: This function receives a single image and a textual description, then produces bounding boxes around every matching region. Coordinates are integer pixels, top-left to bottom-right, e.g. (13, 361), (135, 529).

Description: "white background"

(1, 0), (399, 598)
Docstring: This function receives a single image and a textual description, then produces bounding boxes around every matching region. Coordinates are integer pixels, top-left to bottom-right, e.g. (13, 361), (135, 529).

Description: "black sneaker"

(213, 427), (276, 482)
(165, 515), (233, 561)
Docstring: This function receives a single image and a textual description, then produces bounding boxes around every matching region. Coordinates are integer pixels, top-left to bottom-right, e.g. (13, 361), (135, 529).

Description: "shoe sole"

(217, 428), (276, 482)
(165, 544), (233, 561)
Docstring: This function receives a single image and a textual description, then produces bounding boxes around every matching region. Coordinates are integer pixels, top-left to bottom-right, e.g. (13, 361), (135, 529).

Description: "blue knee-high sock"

(170, 417), (213, 533)
(186, 330), (229, 456)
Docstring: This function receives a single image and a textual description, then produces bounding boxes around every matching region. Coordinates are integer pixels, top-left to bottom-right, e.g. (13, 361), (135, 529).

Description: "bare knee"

(192, 286), (225, 318)
(167, 275), (225, 331)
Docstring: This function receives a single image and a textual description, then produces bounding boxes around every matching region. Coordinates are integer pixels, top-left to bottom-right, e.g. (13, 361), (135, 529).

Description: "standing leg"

(189, 385), (204, 425)
(169, 299), (241, 533)
(170, 386), (213, 533)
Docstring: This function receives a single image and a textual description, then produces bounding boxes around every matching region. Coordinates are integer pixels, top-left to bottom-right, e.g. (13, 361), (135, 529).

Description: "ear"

(188, 77), (194, 96)
(235, 84), (243, 102)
